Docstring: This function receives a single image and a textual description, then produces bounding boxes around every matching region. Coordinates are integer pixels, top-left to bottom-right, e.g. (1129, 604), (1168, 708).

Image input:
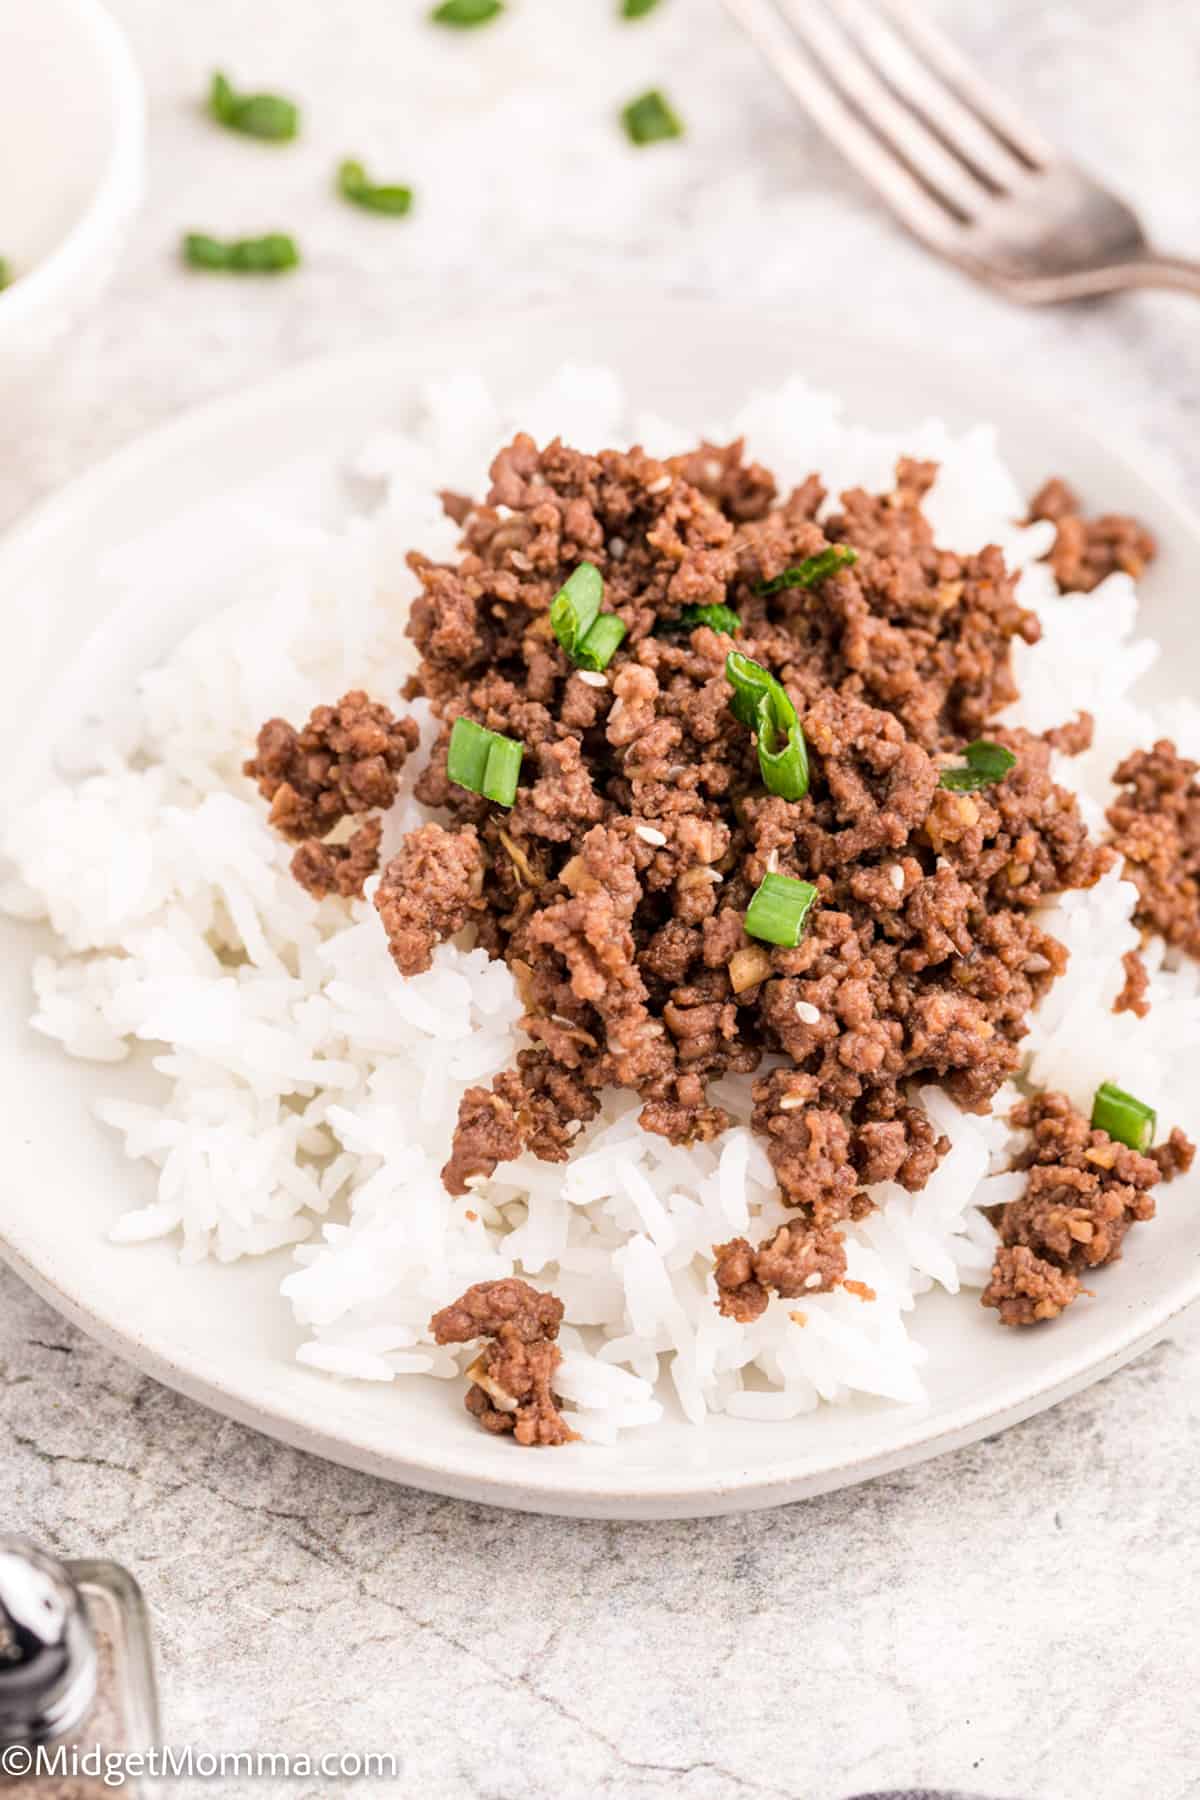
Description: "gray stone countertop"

(3, 2), (1199, 1795)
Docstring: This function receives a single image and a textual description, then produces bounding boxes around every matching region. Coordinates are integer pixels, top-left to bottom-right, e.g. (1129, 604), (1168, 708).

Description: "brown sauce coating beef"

(1030, 477), (1157, 594)
(429, 1278), (576, 1446)
(251, 433), (1180, 1391)
(982, 1092), (1194, 1325)
(245, 691), (419, 899)
(1107, 740), (1200, 958)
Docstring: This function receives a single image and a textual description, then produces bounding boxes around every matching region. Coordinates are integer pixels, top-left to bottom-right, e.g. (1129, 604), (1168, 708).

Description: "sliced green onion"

(757, 546), (858, 596)
(754, 692), (809, 802)
(724, 652), (810, 799)
(574, 614), (627, 672)
(1091, 1082), (1157, 1153)
(431, 0), (503, 24)
(725, 650), (776, 727)
(447, 718), (523, 808)
(621, 89), (684, 146)
(551, 563), (625, 671)
(659, 603), (741, 637)
(208, 71), (299, 141)
(622, 0), (662, 13)
(337, 160), (414, 216)
(938, 739), (1017, 793)
(183, 233), (300, 273)
(745, 872), (819, 948)
(0, 259), (11, 292)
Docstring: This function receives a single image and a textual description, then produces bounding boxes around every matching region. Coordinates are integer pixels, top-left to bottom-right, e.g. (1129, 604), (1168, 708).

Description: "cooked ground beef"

(1029, 476), (1157, 594)
(429, 1277), (576, 1446)
(982, 1092), (1194, 1325)
(1107, 740), (1200, 958)
(1113, 948), (1151, 1019)
(245, 691), (419, 899)
(249, 434), (1195, 1429)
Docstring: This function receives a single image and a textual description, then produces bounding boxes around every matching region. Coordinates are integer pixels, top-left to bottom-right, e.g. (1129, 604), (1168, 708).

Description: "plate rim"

(4, 299), (1199, 1518)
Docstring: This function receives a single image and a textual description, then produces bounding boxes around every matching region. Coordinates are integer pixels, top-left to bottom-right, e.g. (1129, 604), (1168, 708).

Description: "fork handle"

(1099, 254), (1200, 298)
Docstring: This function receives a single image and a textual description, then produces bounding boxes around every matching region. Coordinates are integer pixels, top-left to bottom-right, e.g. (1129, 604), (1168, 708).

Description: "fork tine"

(825, 0), (1024, 193)
(725, 0), (976, 242)
(781, 2), (985, 219)
(871, 0), (1056, 171)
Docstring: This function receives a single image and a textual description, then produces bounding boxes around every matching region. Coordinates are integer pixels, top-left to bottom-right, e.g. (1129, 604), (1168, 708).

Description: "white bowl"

(0, 0), (144, 373)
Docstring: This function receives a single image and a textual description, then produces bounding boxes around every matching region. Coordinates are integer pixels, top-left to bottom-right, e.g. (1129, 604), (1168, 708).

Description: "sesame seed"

(778, 1095), (806, 1112)
(608, 536), (627, 560)
(463, 1174), (487, 1191)
(636, 825), (668, 847)
(766, 849), (779, 873)
(794, 1001), (820, 1025)
(646, 474), (671, 495)
(890, 864), (905, 892)
(804, 1271), (823, 1289)
(577, 670), (608, 689)
(509, 551), (532, 572)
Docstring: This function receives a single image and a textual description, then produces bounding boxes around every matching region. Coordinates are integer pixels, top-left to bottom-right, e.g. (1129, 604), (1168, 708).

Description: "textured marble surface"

(4, 2), (1200, 1796)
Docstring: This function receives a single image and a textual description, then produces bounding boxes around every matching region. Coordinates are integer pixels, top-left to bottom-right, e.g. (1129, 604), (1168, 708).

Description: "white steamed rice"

(6, 364), (1200, 1444)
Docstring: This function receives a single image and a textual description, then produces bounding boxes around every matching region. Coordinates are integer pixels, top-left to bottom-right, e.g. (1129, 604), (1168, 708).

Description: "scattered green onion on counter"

(0, 260), (10, 292)
(622, 0), (663, 15)
(724, 651), (810, 801)
(337, 160), (414, 216)
(1091, 1082), (1157, 1153)
(182, 233), (300, 273)
(551, 563), (628, 672)
(621, 89), (684, 146)
(756, 546), (858, 596)
(208, 71), (299, 142)
(446, 717), (524, 807)
(938, 740), (1017, 793)
(744, 872), (819, 948)
(431, 0), (504, 25)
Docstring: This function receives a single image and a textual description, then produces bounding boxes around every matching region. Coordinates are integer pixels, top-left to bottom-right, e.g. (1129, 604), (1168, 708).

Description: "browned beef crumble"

(429, 1277), (577, 1446)
(1030, 477), (1157, 594)
(1107, 740), (1200, 958)
(245, 690), (419, 899)
(247, 435), (1196, 1423)
(1114, 949), (1151, 1019)
(983, 1092), (1195, 1325)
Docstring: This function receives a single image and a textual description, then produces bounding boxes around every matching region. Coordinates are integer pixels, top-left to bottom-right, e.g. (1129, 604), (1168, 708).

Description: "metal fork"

(723, 0), (1200, 303)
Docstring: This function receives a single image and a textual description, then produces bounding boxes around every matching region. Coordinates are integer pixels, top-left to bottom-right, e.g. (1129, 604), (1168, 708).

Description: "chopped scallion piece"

(622, 0), (662, 14)
(621, 89), (683, 146)
(431, 0), (503, 24)
(745, 872), (819, 948)
(337, 159), (414, 216)
(724, 651), (811, 800)
(1091, 1082), (1157, 1153)
(183, 232), (300, 273)
(574, 613), (627, 672)
(0, 258), (12, 291)
(551, 563), (626, 671)
(938, 739), (1016, 792)
(757, 546), (858, 596)
(660, 602), (741, 636)
(447, 717), (523, 808)
(208, 71), (299, 141)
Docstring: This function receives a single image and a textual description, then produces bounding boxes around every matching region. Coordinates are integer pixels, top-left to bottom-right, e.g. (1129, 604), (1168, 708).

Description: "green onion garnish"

(621, 89), (684, 146)
(208, 71), (299, 142)
(745, 872), (819, 948)
(431, 0), (503, 23)
(183, 233), (300, 274)
(0, 259), (10, 291)
(337, 160), (414, 216)
(938, 740), (1017, 793)
(551, 563), (627, 672)
(622, 0), (662, 14)
(659, 603), (741, 637)
(1091, 1082), (1157, 1153)
(757, 546), (858, 596)
(447, 718), (523, 807)
(725, 652), (809, 800)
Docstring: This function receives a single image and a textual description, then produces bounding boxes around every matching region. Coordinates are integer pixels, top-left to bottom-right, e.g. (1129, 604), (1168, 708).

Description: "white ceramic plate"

(2, 300), (1197, 1519)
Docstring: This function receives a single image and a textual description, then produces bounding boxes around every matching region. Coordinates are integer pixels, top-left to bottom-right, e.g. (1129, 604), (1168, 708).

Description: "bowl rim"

(0, 0), (145, 328)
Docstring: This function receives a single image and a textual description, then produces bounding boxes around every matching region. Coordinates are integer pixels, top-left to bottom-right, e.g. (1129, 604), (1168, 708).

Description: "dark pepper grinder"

(0, 1538), (159, 1796)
